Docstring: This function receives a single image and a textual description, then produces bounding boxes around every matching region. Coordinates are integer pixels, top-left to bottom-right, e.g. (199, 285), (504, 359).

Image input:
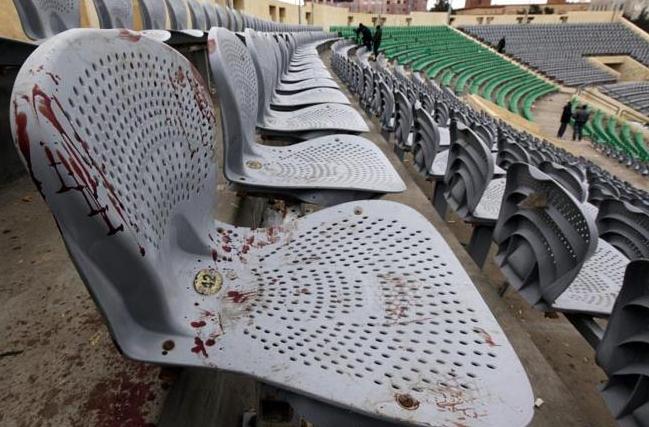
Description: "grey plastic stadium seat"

(165, 0), (188, 29)
(203, 3), (219, 29)
(444, 124), (505, 223)
(412, 105), (448, 178)
(208, 27), (402, 204)
(93, 0), (133, 29)
(245, 31), (349, 109)
(214, 4), (228, 28)
(596, 260), (649, 426)
(394, 89), (414, 152)
(12, 0), (81, 40)
(596, 199), (649, 260)
(494, 163), (629, 315)
(217, 30), (365, 138)
(496, 139), (531, 170)
(11, 28), (534, 427)
(187, 0), (206, 31)
(379, 79), (395, 132)
(139, 0), (167, 30)
(538, 161), (589, 204)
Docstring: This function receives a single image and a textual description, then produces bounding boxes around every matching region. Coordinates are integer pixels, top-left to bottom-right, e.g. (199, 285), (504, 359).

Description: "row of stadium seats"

(571, 98), (649, 164)
(600, 81), (649, 117)
(3, 0), (319, 43)
(332, 25), (558, 121)
(461, 23), (649, 87)
(332, 41), (649, 425)
(8, 24), (542, 426)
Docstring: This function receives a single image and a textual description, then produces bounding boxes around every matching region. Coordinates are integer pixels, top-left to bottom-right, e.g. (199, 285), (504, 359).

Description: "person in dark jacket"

(354, 23), (373, 52)
(496, 36), (506, 53)
(573, 105), (590, 141)
(373, 25), (383, 58)
(557, 101), (573, 138)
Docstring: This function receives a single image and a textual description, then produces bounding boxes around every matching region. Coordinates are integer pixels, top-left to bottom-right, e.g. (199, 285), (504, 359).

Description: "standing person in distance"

(572, 105), (590, 142)
(373, 25), (383, 60)
(557, 101), (573, 138)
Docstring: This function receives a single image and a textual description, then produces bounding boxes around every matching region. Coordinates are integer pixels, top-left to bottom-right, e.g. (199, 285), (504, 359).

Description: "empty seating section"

(600, 81), (649, 116)
(571, 98), (649, 163)
(332, 25), (557, 121)
(462, 23), (649, 87)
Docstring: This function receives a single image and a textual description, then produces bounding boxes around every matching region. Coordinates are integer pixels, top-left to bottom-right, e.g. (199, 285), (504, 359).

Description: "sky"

(275, 0), (589, 10)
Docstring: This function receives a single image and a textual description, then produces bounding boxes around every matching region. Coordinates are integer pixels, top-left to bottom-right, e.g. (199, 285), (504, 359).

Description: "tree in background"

(628, 7), (649, 33)
(529, 4), (543, 14)
(430, 0), (451, 12)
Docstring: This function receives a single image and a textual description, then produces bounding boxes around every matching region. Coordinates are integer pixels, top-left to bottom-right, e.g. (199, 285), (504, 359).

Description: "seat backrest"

(588, 172), (621, 206)
(214, 4), (228, 28)
(595, 259), (649, 423)
(165, 0), (188, 30)
(225, 7), (236, 31)
(379, 79), (394, 130)
(435, 101), (450, 126)
(412, 104), (443, 177)
(12, 0), (81, 40)
(187, 0), (206, 30)
(538, 161), (589, 203)
(139, 0), (167, 30)
(496, 138), (531, 170)
(394, 89), (413, 148)
(596, 199), (649, 260)
(244, 30), (278, 125)
(203, 3), (218, 28)
(93, 0), (133, 29)
(493, 163), (598, 310)
(444, 123), (495, 217)
(208, 27), (259, 178)
(10, 29), (217, 353)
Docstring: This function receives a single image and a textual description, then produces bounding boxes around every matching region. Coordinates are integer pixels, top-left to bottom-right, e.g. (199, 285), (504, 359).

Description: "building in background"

(590, 0), (649, 18)
(457, 0), (590, 14)
(307, 0), (428, 14)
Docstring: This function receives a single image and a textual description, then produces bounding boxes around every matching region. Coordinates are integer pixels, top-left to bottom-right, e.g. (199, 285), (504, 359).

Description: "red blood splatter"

(245, 235), (255, 246)
(45, 72), (60, 85)
(240, 245), (250, 254)
(222, 245), (232, 253)
(475, 328), (498, 347)
(13, 107), (42, 193)
(211, 249), (218, 261)
(226, 290), (256, 303)
(190, 320), (206, 328)
(191, 337), (208, 357)
(118, 29), (142, 42)
(79, 364), (157, 427)
(139, 246), (146, 256)
(207, 38), (216, 53)
(205, 339), (216, 347)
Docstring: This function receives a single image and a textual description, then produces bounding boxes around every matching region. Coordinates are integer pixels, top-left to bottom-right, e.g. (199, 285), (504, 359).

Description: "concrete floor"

(0, 47), (624, 427)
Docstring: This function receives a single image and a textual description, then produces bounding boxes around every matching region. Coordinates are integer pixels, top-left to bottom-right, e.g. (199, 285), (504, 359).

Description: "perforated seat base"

(152, 200), (533, 426)
(552, 239), (630, 316)
(272, 88), (350, 108)
(261, 104), (369, 134)
(282, 69), (333, 82)
(227, 134), (405, 193)
(277, 78), (340, 93)
(471, 178), (506, 222)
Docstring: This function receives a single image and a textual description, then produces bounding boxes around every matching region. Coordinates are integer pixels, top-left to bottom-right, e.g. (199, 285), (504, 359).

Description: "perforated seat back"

(11, 29), (217, 355)
(139, 0), (167, 29)
(493, 163), (598, 309)
(412, 104), (442, 177)
(394, 90), (413, 148)
(596, 259), (649, 422)
(496, 139), (531, 170)
(596, 199), (649, 260)
(435, 101), (450, 126)
(245, 30), (278, 125)
(165, 0), (188, 30)
(538, 161), (589, 203)
(93, 0), (133, 29)
(444, 124), (495, 217)
(187, 0), (206, 30)
(379, 79), (394, 130)
(13, 0), (81, 40)
(208, 28), (259, 177)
